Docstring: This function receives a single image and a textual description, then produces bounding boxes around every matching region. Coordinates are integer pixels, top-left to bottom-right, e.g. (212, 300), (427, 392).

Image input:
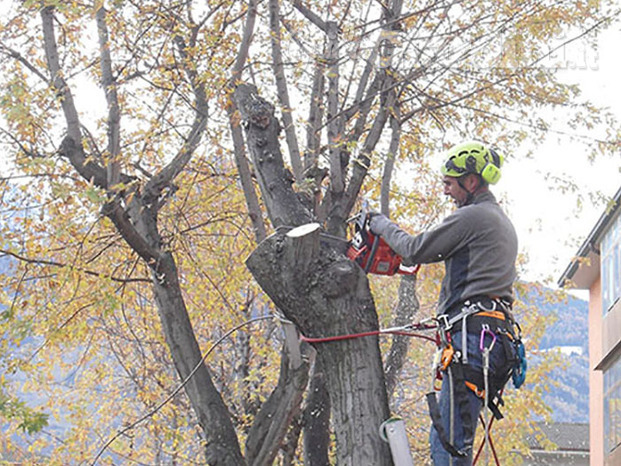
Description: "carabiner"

(479, 324), (497, 352)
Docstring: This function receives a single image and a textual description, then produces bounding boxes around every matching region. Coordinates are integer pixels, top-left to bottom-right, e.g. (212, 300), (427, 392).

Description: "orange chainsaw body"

(347, 229), (418, 276)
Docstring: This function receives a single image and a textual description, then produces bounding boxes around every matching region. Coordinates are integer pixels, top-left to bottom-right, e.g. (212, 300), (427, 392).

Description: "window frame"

(604, 351), (621, 455)
(601, 211), (621, 314)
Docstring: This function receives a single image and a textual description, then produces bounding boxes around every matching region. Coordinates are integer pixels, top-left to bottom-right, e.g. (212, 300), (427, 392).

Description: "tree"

(0, 0), (617, 464)
(230, 0), (618, 463)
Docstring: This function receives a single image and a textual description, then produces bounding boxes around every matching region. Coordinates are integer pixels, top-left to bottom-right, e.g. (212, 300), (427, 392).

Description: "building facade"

(559, 185), (621, 466)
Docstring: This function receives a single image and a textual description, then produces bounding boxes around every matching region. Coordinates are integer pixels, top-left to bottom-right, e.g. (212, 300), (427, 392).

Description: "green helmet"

(441, 141), (504, 185)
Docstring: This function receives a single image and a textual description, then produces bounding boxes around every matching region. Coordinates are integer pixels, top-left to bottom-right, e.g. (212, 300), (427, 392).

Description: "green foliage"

(0, 391), (48, 434)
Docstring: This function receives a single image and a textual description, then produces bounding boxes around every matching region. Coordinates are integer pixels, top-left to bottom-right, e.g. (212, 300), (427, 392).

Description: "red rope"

(473, 389), (504, 465)
(299, 327), (437, 344)
(300, 330), (382, 343)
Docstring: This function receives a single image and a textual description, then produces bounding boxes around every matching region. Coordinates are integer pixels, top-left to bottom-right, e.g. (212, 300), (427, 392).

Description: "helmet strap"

(457, 174), (485, 206)
(457, 177), (474, 206)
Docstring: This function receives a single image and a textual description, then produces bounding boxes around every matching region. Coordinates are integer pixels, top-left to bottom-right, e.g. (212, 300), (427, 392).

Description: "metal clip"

(437, 314), (451, 331)
(477, 299), (497, 312)
(440, 344), (455, 371)
(479, 324), (496, 352)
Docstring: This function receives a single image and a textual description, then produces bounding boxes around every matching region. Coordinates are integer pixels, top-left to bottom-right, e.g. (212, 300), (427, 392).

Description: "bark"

(326, 20), (344, 197)
(96, 7), (121, 188)
(304, 58), (326, 174)
(151, 253), (245, 465)
(303, 360), (331, 466)
(228, 0), (267, 242)
(245, 339), (309, 465)
(384, 273), (420, 399)
(246, 226), (393, 465)
(381, 114), (401, 216)
(234, 83), (312, 228)
(268, 0), (303, 182)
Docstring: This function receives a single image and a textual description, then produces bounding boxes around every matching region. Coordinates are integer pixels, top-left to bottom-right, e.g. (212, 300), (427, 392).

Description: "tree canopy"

(0, 0), (617, 464)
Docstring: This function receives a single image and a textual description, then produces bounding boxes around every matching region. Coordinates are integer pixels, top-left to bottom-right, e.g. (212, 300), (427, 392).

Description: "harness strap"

(446, 297), (512, 329)
(427, 357), (475, 458)
(430, 299), (524, 459)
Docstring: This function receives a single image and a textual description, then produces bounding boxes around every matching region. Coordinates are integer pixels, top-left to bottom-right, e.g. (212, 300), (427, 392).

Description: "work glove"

(367, 212), (390, 236)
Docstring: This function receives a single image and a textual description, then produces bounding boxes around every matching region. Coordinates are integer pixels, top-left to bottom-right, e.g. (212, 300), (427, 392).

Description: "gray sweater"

(369, 191), (517, 315)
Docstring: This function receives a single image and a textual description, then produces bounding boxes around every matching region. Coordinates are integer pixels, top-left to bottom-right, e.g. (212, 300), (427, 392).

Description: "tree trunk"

(246, 225), (393, 465)
(385, 274), (420, 399)
(303, 360), (331, 466)
(151, 252), (246, 465)
(245, 325), (309, 466)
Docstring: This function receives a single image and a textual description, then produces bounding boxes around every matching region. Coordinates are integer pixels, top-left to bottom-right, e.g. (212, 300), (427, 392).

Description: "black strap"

(427, 393), (469, 458)
(462, 365), (507, 420)
(426, 362), (474, 458)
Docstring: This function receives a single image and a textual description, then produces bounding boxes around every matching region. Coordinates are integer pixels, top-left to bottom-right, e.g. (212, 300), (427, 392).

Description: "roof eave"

(558, 185), (621, 289)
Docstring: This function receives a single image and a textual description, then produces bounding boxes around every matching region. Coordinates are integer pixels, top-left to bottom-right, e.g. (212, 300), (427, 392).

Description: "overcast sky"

(496, 23), (621, 287)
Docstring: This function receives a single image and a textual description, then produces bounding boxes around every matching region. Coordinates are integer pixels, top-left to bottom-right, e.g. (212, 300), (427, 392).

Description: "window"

(604, 353), (621, 454)
(602, 211), (621, 313)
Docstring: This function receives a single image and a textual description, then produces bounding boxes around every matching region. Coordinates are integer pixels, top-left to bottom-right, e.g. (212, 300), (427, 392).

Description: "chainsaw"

(346, 210), (419, 276)
(275, 207), (418, 276)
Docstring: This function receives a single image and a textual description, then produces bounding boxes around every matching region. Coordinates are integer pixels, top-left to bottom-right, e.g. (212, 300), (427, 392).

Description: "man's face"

(443, 175), (469, 207)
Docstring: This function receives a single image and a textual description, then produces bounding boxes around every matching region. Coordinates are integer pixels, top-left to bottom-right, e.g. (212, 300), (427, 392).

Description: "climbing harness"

(428, 297), (527, 464)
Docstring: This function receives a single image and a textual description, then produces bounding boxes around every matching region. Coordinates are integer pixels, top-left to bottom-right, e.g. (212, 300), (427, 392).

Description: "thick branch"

(42, 8), (108, 188)
(96, 7), (122, 188)
(234, 83), (311, 228)
(41, 6), (81, 142)
(326, 21), (344, 196)
(245, 342), (309, 466)
(269, 0), (303, 182)
(228, 0), (267, 243)
(384, 274), (419, 399)
(381, 112), (401, 216)
(304, 57), (326, 173)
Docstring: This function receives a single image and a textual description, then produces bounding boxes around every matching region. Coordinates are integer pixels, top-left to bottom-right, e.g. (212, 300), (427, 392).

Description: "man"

(369, 141), (520, 465)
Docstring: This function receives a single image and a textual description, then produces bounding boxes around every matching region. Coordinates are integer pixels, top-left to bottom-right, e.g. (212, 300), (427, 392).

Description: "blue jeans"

(429, 330), (511, 465)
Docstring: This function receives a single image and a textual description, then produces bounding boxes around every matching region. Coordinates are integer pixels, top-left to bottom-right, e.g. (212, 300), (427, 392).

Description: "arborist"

(369, 141), (522, 465)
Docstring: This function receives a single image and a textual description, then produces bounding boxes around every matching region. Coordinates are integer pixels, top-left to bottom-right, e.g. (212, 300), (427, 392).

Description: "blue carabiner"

(479, 324), (497, 352)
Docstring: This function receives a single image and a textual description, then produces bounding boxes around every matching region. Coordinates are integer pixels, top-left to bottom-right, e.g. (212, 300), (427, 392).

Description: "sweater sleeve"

(369, 212), (468, 264)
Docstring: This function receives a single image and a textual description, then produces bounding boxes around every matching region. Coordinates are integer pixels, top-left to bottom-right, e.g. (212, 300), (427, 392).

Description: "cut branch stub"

(246, 226), (376, 338)
(286, 223), (320, 275)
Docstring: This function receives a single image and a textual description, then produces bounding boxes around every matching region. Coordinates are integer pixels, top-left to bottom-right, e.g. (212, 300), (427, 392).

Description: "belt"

(439, 296), (513, 366)
(444, 295), (512, 322)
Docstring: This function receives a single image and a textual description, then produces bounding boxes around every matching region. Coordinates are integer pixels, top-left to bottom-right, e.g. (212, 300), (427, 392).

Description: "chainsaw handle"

(364, 230), (380, 273)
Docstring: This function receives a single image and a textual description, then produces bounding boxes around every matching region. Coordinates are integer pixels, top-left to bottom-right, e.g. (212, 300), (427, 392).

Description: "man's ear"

(464, 173), (480, 191)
